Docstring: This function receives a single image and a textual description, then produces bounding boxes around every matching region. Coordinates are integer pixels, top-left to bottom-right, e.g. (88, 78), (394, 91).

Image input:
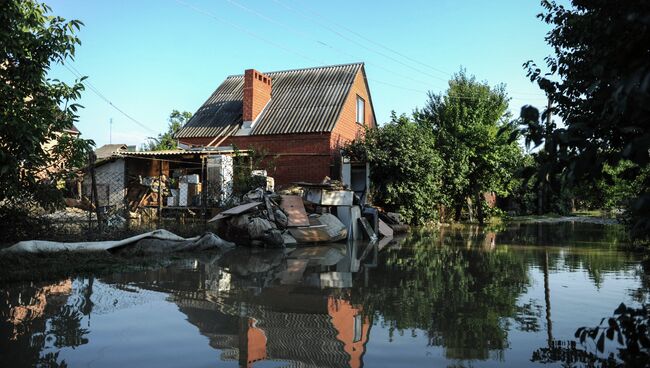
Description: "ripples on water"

(0, 222), (646, 367)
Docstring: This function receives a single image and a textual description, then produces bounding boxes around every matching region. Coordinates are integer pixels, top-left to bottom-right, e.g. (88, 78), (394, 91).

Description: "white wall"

(84, 159), (126, 209)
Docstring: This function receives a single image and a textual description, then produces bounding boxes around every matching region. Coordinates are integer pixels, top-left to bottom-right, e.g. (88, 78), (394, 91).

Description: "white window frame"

(356, 95), (365, 124)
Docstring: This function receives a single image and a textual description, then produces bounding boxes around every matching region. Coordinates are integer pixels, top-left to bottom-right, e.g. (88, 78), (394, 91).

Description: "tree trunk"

(466, 196), (474, 222)
(476, 191), (485, 225)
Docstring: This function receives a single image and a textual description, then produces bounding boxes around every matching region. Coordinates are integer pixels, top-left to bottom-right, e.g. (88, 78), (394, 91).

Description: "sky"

(46, 0), (557, 148)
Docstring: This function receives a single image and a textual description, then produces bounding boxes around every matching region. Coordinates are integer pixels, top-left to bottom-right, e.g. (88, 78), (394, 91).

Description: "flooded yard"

(1, 222), (646, 367)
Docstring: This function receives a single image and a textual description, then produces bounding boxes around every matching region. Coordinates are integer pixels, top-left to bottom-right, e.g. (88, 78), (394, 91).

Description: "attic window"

(356, 95), (365, 124)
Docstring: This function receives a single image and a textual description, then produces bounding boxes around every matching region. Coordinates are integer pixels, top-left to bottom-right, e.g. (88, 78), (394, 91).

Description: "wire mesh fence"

(1, 151), (260, 246)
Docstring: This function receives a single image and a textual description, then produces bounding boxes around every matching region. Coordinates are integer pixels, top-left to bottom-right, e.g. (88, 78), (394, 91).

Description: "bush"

(343, 113), (443, 225)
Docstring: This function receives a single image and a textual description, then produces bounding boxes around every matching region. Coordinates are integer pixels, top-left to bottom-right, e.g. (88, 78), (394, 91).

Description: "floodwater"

(1, 222), (646, 367)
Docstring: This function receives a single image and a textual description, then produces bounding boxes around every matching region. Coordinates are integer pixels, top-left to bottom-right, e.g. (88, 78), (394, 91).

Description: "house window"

(353, 314), (363, 342)
(356, 95), (365, 124)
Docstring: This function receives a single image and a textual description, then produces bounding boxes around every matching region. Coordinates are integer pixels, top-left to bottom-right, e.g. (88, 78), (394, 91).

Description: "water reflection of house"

(6, 279), (72, 340)
(174, 291), (370, 368)
(106, 259), (371, 368)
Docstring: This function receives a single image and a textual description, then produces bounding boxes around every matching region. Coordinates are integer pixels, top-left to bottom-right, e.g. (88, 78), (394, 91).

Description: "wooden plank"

(279, 195), (309, 227)
(207, 201), (262, 222)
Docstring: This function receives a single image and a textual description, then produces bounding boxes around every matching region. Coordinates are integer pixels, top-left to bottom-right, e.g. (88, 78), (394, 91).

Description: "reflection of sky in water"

(57, 288), (229, 368)
(0, 222), (645, 367)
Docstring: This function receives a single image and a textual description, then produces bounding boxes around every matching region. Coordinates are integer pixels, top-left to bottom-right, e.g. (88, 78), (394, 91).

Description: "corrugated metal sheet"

(95, 144), (128, 159)
(175, 63), (363, 138)
(117, 147), (245, 156)
(175, 76), (244, 138)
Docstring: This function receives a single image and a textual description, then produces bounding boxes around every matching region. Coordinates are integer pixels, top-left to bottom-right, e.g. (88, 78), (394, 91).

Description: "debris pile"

(210, 178), (398, 248)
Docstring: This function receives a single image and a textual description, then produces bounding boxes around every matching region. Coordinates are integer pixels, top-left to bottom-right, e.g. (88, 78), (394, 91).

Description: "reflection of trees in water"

(490, 222), (636, 288)
(497, 222), (627, 247)
(513, 301), (543, 333)
(532, 303), (650, 367)
(48, 305), (89, 348)
(355, 229), (531, 360)
(354, 224), (640, 362)
(0, 278), (93, 367)
(531, 339), (620, 367)
(36, 351), (69, 368)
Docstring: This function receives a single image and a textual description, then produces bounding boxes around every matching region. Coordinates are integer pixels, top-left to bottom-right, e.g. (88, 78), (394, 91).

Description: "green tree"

(0, 0), (93, 209)
(343, 113), (443, 225)
(519, 1), (650, 242)
(419, 70), (521, 224)
(143, 110), (192, 151)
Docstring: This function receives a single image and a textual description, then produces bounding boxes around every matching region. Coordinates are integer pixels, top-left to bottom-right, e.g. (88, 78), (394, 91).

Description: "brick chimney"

(243, 69), (272, 124)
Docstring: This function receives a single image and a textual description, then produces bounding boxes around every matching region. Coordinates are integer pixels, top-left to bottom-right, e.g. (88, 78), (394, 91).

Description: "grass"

(0, 251), (213, 283)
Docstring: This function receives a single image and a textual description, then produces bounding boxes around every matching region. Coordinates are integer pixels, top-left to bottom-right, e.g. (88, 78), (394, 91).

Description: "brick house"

(175, 62), (376, 187)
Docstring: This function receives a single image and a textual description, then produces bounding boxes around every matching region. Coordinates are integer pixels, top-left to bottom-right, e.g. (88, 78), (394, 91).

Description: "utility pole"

(109, 118), (113, 144)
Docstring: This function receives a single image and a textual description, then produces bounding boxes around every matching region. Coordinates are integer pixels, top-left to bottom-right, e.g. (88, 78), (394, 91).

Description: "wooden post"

(89, 152), (102, 232)
(201, 156), (207, 224)
(157, 159), (163, 227)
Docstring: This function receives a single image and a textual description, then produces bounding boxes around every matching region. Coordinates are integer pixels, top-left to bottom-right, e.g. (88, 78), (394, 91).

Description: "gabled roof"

(95, 144), (128, 159)
(64, 124), (80, 135)
(176, 63), (368, 138)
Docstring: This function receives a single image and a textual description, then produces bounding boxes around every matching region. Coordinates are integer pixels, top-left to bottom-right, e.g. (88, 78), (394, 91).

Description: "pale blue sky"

(47, 0), (555, 147)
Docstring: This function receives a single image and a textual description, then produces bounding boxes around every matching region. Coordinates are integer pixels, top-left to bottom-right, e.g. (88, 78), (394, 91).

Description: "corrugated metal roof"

(176, 63), (363, 138)
(117, 147), (245, 157)
(95, 144), (128, 159)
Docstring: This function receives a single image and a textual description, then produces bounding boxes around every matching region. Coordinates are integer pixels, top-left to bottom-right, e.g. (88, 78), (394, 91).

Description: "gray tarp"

(1, 229), (235, 254)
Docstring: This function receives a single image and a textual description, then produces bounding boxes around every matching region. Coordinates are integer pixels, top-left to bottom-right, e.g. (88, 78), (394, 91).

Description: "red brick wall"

(179, 133), (332, 186)
(330, 69), (376, 152)
(243, 69), (272, 122)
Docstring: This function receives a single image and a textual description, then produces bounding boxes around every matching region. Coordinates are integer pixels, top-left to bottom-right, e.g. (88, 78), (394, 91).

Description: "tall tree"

(519, 0), (650, 241)
(143, 110), (192, 151)
(419, 70), (521, 224)
(0, 0), (93, 209)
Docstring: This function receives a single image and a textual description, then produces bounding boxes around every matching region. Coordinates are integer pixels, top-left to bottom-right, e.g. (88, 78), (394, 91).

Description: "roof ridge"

(225, 62), (364, 78)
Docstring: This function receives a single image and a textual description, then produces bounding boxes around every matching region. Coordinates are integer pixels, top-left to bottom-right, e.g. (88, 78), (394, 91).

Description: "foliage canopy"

(0, 0), (93, 209)
(517, 0), (650, 240)
(418, 70), (522, 223)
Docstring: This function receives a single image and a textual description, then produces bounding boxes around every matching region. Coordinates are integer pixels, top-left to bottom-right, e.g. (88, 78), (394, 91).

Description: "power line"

(63, 64), (158, 133)
(271, 0), (449, 83)
(221, 0), (545, 101)
(178, 0), (433, 91)
(205, 0), (444, 90)
(175, 0), (325, 65)
(176, 0), (547, 103)
(281, 0), (547, 98)
(292, 0), (451, 77)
